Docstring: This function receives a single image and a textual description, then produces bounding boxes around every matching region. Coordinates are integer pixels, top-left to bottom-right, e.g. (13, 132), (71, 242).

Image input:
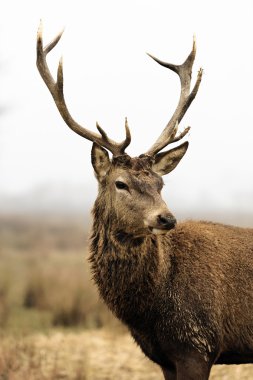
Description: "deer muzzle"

(144, 210), (177, 235)
(157, 214), (177, 230)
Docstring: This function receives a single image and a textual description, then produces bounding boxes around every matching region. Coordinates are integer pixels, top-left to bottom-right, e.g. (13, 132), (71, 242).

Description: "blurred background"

(0, 0), (253, 222)
(0, 1), (253, 378)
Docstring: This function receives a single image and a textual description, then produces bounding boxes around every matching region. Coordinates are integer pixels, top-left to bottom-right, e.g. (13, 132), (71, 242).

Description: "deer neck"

(89, 203), (165, 326)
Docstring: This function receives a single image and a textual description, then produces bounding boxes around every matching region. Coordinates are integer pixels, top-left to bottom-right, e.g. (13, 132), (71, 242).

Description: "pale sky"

(1, 0), (253, 215)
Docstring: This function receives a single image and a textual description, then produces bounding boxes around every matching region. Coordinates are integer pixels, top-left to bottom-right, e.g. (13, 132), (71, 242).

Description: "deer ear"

(152, 141), (189, 176)
(91, 143), (111, 181)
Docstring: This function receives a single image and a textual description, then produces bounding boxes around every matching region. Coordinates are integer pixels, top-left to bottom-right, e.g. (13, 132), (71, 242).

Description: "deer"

(36, 22), (253, 380)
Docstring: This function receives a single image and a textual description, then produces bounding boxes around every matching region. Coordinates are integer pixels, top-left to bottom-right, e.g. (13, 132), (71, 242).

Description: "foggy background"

(1, 0), (253, 225)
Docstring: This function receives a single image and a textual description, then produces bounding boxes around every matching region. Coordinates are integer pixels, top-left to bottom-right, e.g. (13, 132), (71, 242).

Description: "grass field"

(0, 330), (253, 380)
(0, 214), (252, 379)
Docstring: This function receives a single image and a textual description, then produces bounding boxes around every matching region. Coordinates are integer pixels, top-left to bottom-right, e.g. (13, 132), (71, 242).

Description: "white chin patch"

(151, 228), (167, 235)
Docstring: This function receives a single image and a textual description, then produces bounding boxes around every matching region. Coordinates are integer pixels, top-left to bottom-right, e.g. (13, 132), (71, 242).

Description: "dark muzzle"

(157, 214), (177, 230)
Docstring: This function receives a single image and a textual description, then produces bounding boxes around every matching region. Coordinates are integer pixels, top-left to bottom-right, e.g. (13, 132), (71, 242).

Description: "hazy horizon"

(1, 0), (252, 219)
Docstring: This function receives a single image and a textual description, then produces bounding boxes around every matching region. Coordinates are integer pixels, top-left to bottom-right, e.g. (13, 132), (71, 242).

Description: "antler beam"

(145, 38), (203, 156)
(36, 22), (131, 156)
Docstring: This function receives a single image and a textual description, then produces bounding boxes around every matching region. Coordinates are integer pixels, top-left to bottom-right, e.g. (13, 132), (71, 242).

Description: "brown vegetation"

(0, 215), (252, 379)
(0, 330), (252, 380)
(0, 215), (120, 331)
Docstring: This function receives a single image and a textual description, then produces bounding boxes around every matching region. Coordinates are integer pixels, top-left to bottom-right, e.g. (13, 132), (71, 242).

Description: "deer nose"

(157, 214), (177, 230)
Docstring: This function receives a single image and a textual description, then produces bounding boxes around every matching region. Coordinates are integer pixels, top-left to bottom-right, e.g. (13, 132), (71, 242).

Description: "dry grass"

(0, 215), (120, 331)
(0, 330), (252, 380)
(0, 214), (252, 379)
(0, 277), (10, 327)
(21, 254), (109, 328)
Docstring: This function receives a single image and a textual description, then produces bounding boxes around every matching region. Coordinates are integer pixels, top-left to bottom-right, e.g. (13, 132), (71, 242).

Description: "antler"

(145, 37), (203, 156)
(36, 21), (131, 156)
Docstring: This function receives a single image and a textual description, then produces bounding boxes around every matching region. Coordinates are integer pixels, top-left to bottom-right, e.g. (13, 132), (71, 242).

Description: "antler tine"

(145, 37), (203, 156)
(36, 21), (131, 156)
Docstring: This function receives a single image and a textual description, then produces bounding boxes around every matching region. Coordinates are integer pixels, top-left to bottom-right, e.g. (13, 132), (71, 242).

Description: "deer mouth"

(147, 214), (177, 234)
(148, 226), (175, 235)
(151, 228), (169, 235)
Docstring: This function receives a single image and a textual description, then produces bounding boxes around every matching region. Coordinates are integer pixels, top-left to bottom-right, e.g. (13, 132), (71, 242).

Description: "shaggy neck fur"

(89, 191), (167, 327)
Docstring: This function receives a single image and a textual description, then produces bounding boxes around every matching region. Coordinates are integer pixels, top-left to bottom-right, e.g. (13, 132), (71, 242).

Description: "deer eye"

(115, 181), (129, 190)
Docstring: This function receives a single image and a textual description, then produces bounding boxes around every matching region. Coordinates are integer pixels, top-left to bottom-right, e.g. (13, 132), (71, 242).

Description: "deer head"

(36, 22), (202, 236)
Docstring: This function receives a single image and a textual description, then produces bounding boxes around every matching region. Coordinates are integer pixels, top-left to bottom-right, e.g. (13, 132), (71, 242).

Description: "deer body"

(37, 24), (253, 379)
(89, 156), (253, 378)
(91, 216), (253, 361)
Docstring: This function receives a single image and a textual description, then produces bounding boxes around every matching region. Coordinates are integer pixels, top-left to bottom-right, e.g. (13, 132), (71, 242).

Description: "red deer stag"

(37, 23), (253, 380)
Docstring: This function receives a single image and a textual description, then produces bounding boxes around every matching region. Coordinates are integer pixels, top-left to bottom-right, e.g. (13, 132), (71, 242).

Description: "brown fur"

(89, 155), (253, 380)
